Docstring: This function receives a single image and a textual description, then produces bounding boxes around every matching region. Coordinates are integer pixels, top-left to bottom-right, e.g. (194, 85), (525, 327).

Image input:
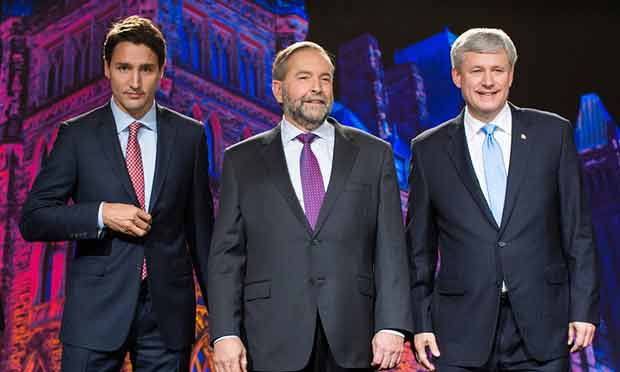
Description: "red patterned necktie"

(126, 121), (148, 280)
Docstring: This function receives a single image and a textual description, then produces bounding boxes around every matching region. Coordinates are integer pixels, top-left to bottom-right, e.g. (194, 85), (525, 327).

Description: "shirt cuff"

(213, 335), (241, 345)
(378, 329), (405, 338)
(97, 202), (105, 237)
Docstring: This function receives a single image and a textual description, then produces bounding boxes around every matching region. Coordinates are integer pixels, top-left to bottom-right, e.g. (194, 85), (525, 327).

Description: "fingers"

(136, 209), (152, 223)
(568, 323), (575, 347)
(429, 337), (441, 358)
(570, 322), (597, 352)
(413, 333), (438, 371)
(240, 349), (248, 372)
(584, 325), (596, 348)
(371, 333), (404, 370)
(214, 338), (245, 372)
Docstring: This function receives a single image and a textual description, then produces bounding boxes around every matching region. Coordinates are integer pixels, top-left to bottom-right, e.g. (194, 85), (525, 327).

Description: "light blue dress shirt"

(97, 97), (158, 229)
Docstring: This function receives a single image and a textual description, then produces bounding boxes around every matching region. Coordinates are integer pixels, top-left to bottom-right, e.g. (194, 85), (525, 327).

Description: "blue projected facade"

(576, 93), (620, 371)
(394, 28), (462, 129)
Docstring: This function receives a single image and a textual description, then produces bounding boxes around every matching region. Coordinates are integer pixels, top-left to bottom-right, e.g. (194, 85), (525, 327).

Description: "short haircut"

(272, 41), (334, 81)
(103, 15), (166, 67)
(450, 28), (518, 70)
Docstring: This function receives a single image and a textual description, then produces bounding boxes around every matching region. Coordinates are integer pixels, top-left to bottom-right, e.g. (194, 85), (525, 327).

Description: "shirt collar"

(464, 102), (511, 136)
(110, 97), (157, 134)
(280, 116), (334, 144)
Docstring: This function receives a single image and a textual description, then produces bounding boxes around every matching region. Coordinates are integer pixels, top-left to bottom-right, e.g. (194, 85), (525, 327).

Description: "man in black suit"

(407, 28), (599, 371)
(208, 41), (412, 372)
(19, 16), (213, 371)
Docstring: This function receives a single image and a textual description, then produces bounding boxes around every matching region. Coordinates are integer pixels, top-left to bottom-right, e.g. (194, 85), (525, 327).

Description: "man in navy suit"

(407, 28), (599, 371)
(20, 16), (213, 371)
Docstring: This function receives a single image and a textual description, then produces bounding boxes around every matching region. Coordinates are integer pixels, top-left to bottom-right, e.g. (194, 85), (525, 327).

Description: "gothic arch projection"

(22, 352), (47, 372)
(210, 42), (220, 80)
(73, 47), (82, 87)
(28, 138), (49, 189)
(206, 112), (223, 178)
(190, 332), (214, 372)
(46, 64), (56, 99)
(35, 243), (65, 304)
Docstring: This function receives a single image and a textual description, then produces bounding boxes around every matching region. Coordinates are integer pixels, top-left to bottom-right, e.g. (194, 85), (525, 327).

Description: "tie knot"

(481, 123), (498, 137)
(129, 121), (142, 137)
(297, 133), (318, 144)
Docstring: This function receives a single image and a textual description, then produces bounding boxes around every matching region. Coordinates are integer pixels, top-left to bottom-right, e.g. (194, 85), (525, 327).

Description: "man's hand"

(413, 333), (440, 371)
(568, 322), (596, 353)
(371, 332), (404, 370)
(213, 337), (247, 372)
(102, 202), (151, 237)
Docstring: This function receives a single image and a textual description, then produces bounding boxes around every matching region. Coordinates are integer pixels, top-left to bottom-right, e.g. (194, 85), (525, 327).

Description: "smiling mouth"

(477, 91), (499, 96)
(304, 99), (326, 105)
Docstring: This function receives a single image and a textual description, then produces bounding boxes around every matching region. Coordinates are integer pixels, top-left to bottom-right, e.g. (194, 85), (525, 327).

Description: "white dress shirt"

(281, 117), (334, 210)
(97, 97), (158, 229)
(464, 103), (511, 292)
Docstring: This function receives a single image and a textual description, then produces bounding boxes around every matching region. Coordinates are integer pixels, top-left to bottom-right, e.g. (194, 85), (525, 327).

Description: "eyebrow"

(114, 62), (157, 69)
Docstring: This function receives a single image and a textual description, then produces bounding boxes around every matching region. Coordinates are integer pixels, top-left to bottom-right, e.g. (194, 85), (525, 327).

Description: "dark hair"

(103, 15), (166, 67)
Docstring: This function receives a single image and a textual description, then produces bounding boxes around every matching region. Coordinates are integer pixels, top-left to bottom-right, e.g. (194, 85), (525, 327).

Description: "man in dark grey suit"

(20, 16), (213, 371)
(208, 41), (412, 372)
(407, 28), (599, 372)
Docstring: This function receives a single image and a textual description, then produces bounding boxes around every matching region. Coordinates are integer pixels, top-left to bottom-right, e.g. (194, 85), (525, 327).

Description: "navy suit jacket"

(406, 103), (599, 366)
(20, 103), (213, 351)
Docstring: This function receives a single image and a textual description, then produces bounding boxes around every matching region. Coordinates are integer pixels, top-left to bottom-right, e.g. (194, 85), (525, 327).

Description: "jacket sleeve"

(19, 123), (100, 242)
(406, 140), (439, 334)
(373, 144), (413, 336)
(185, 127), (214, 304)
(207, 149), (246, 343)
(557, 121), (600, 325)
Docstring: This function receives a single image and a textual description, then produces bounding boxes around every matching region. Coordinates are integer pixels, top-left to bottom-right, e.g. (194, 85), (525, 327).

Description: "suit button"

(497, 241), (507, 248)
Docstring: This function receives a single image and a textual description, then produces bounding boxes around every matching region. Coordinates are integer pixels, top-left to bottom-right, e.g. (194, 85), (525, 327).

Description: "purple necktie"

(297, 133), (325, 230)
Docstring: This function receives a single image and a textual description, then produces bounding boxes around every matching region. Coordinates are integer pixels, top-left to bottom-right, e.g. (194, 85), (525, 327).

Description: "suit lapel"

(148, 105), (177, 212)
(97, 104), (139, 205)
(261, 125), (314, 236)
(446, 113), (499, 229)
(312, 120), (359, 236)
(498, 104), (532, 235)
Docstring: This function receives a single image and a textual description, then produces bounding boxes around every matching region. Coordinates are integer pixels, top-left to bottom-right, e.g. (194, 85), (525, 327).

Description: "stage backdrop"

(0, 1), (618, 371)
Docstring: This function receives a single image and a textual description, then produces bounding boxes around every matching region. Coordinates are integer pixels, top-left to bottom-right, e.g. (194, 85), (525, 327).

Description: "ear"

(272, 80), (284, 104)
(451, 67), (462, 88)
(104, 58), (111, 79)
(158, 61), (166, 79)
(508, 66), (515, 88)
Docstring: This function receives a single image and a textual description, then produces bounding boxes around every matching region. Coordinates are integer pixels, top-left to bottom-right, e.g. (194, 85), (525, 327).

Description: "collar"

(280, 116), (334, 144)
(110, 97), (157, 134)
(464, 102), (512, 136)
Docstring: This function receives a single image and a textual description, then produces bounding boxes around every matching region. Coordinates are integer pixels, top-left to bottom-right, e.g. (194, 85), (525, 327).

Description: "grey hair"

(450, 28), (518, 70)
(272, 41), (335, 81)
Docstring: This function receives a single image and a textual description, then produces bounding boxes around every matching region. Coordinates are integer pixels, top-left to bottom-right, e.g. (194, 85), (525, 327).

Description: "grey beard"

(285, 105), (328, 131)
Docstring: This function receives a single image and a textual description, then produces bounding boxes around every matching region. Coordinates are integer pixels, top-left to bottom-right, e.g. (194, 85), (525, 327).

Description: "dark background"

(306, 0), (619, 123)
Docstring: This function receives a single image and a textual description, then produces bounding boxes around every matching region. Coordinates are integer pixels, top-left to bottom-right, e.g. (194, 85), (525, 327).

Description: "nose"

(481, 70), (494, 88)
(310, 77), (322, 94)
(130, 70), (141, 89)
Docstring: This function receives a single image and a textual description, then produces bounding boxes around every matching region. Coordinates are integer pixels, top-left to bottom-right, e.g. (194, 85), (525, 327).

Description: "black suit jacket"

(406, 103), (599, 366)
(207, 118), (412, 371)
(19, 103), (213, 351)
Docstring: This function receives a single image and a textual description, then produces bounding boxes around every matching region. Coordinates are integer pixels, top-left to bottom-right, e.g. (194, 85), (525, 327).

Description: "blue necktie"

(482, 124), (507, 225)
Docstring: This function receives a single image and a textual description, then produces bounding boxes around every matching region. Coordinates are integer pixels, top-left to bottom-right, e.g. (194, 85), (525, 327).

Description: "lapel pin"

(521, 133), (527, 140)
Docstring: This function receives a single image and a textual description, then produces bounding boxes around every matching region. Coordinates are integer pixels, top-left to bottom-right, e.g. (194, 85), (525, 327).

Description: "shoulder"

(158, 105), (204, 132)
(331, 119), (391, 153)
(515, 105), (570, 126)
(411, 116), (460, 149)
